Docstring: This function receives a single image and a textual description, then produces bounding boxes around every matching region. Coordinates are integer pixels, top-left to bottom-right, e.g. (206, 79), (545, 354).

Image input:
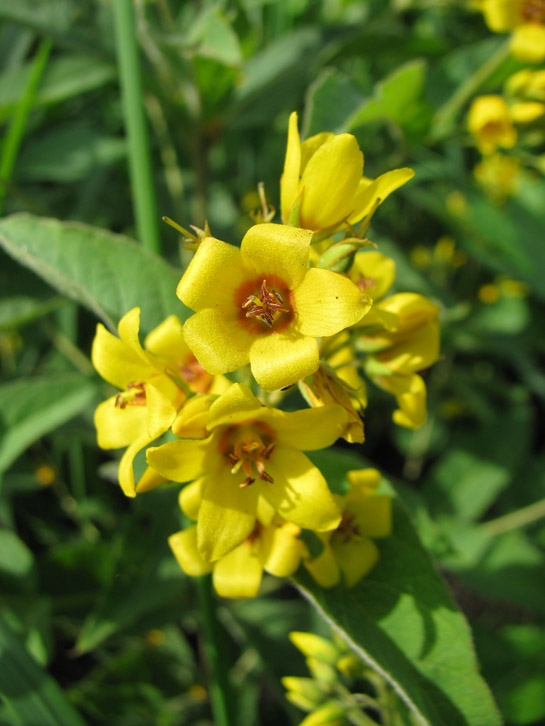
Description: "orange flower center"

(219, 421), (276, 488)
(235, 275), (294, 334)
(522, 0), (545, 23)
(115, 381), (146, 408)
(177, 354), (214, 393)
(355, 274), (376, 294)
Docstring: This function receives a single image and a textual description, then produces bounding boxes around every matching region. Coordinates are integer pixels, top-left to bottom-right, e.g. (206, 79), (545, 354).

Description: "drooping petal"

(511, 24), (545, 62)
(146, 436), (213, 483)
(299, 134), (363, 231)
(92, 323), (151, 390)
(294, 267), (371, 337)
(179, 478), (204, 520)
(267, 404), (348, 451)
(332, 536), (379, 587)
(146, 374), (184, 439)
(182, 307), (253, 375)
(135, 466), (169, 494)
(144, 315), (188, 367)
(207, 383), (265, 430)
(249, 331), (319, 391)
(378, 319), (440, 374)
(177, 237), (246, 311)
(197, 468), (259, 561)
(259, 521), (304, 577)
(94, 395), (148, 449)
(118, 434), (154, 498)
(281, 111), (302, 224)
(263, 449), (341, 532)
(212, 541), (263, 598)
(347, 168), (414, 225)
(304, 544), (340, 587)
(376, 373), (427, 429)
(350, 251), (396, 301)
(240, 223), (313, 289)
(169, 527), (213, 576)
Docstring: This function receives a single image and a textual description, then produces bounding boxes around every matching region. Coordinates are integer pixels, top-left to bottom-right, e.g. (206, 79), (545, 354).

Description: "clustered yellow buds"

(91, 113), (440, 597)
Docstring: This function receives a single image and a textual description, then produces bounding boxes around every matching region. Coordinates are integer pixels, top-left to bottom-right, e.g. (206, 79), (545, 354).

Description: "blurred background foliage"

(0, 0), (544, 724)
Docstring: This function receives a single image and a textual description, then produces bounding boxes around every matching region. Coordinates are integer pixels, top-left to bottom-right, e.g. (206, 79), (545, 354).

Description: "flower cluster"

(92, 113), (439, 597)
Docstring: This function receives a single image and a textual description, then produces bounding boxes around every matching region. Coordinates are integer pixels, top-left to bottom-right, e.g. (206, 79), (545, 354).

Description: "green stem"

(195, 575), (233, 726)
(431, 39), (511, 140)
(0, 38), (52, 216)
(481, 497), (545, 536)
(112, 0), (161, 254)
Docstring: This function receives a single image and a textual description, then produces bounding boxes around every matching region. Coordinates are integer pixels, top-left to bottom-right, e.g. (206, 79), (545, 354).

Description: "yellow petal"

(299, 134), (363, 231)
(92, 323), (151, 390)
(212, 541), (263, 598)
(172, 394), (215, 438)
(482, 0), (521, 31)
(510, 100), (545, 123)
(240, 223), (313, 289)
(259, 521), (304, 577)
(135, 466), (169, 493)
(179, 478), (204, 520)
(94, 395), (148, 449)
(197, 467), (259, 561)
(351, 495), (392, 538)
(263, 449), (341, 532)
(146, 436), (213, 482)
(332, 536), (379, 587)
(207, 383), (264, 430)
(267, 405), (349, 451)
(117, 308), (150, 363)
(300, 132), (335, 172)
(468, 95), (517, 154)
(182, 307), (253, 375)
(144, 315), (188, 368)
(169, 527), (213, 576)
(118, 434), (153, 498)
(281, 111), (302, 224)
(304, 544), (340, 587)
(346, 468), (381, 495)
(376, 373), (427, 429)
(375, 293), (439, 334)
(249, 331), (319, 391)
(294, 268), (371, 337)
(256, 494), (276, 525)
(347, 168), (415, 225)
(176, 237), (246, 311)
(146, 374), (184, 439)
(350, 250), (396, 301)
(378, 319), (440, 373)
(511, 24), (545, 63)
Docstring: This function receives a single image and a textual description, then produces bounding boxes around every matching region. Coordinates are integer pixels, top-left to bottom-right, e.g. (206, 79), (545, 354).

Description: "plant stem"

(0, 38), (52, 216)
(112, 0), (161, 254)
(431, 39), (511, 140)
(195, 575), (233, 726)
(481, 497), (545, 536)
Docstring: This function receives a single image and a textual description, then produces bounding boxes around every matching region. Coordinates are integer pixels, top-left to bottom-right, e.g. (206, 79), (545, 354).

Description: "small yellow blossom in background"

(177, 223), (371, 391)
(474, 152), (522, 202)
(35, 464), (55, 486)
(468, 95), (517, 154)
(479, 277), (530, 302)
(479, 283), (501, 303)
(480, 0), (545, 62)
(145, 629), (165, 646)
(506, 67), (545, 101)
(304, 468), (392, 588)
(147, 383), (346, 562)
(169, 517), (304, 598)
(281, 111), (414, 233)
(446, 190), (469, 217)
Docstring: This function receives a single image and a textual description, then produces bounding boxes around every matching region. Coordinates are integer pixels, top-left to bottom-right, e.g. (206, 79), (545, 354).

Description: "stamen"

(115, 381), (146, 408)
(240, 476), (255, 489)
(223, 426), (276, 488)
(242, 278), (290, 328)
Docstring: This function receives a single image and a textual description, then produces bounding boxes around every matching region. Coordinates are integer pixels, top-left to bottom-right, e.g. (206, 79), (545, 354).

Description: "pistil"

(242, 279), (290, 327)
(225, 438), (275, 488)
(115, 381), (146, 409)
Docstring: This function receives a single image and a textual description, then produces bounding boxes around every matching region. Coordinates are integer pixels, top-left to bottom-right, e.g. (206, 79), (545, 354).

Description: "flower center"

(177, 354), (214, 393)
(234, 275), (294, 334)
(332, 511), (361, 544)
(355, 274), (376, 294)
(115, 381), (146, 408)
(522, 0), (545, 23)
(220, 422), (276, 488)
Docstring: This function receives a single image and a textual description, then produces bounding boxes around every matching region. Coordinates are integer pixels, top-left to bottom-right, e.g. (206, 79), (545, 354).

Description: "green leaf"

(0, 613), (86, 726)
(303, 68), (365, 136)
(0, 374), (97, 474)
(0, 0), (77, 34)
(186, 7), (242, 66)
(0, 55), (115, 123)
(0, 214), (187, 334)
(295, 452), (501, 726)
(348, 60), (426, 129)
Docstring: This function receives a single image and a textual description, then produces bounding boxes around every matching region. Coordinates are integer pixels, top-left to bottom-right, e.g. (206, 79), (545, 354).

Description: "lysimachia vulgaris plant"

(92, 112), (439, 598)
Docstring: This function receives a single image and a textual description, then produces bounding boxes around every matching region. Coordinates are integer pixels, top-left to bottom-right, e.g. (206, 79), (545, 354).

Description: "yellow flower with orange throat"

(177, 223), (372, 391)
(281, 112), (414, 234)
(480, 0), (545, 62)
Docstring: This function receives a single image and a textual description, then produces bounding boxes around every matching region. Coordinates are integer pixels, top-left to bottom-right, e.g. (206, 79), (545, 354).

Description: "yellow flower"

(467, 95), (517, 154)
(281, 112), (414, 233)
(92, 309), (188, 497)
(481, 0), (545, 62)
(474, 152), (521, 203)
(304, 469), (391, 588)
(147, 383), (345, 561)
(506, 67), (545, 100)
(169, 517), (304, 598)
(178, 223), (371, 391)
